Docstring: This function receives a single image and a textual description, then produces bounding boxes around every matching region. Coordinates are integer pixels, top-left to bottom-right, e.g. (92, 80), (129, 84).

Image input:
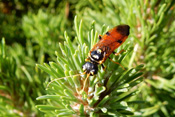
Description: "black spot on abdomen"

(117, 40), (122, 44)
(116, 25), (130, 36)
(106, 32), (110, 35)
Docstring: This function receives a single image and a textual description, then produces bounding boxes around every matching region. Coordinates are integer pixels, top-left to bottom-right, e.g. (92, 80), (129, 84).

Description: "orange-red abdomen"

(89, 25), (130, 64)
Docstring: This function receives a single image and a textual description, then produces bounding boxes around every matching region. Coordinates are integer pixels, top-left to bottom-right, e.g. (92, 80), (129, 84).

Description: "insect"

(47, 25), (130, 91)
(82, 24), (130, 76)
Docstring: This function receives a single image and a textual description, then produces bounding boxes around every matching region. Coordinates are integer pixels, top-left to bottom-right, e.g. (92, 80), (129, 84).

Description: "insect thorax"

(90, 49), (105, 64)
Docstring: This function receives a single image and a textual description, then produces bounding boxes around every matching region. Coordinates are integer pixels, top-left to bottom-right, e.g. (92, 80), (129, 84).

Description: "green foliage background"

(0, 0), (175, 116)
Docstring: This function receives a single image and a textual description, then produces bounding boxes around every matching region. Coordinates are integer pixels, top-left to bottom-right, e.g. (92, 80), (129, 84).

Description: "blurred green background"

(0, 0), (175, 116)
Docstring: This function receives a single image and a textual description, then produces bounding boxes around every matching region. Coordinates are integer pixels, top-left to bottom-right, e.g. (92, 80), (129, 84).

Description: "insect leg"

(108, 57), (126, 70)
(101, 64), (106, 70)
(85, 57), (90, 61)
(82, 73), (90, 92)
(98, 35), (102, 40)
(113, 49), (125, 56)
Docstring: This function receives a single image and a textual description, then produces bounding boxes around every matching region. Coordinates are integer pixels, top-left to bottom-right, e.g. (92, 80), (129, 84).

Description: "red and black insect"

(47, 25), (130, 89)
(82, 25), (130, 76)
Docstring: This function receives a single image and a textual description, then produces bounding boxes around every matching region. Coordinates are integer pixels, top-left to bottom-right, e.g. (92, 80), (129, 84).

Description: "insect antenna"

(46, 72), (85, 89)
